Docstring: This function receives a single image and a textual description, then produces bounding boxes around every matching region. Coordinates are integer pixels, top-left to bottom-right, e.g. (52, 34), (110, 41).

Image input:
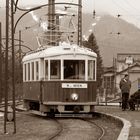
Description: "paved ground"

(96, 105), (140, 140)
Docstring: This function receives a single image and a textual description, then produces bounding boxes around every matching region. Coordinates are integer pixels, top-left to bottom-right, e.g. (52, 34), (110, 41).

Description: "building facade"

(116, 53), (140, 95)
(102, 53), (140, 100)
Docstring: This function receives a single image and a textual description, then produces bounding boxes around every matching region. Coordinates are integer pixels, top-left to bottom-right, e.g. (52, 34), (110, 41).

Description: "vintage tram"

(23, 42), (97, 115)
(22, 0), (97, 116)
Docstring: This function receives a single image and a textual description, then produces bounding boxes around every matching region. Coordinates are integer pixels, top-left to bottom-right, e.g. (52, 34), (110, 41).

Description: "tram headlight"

(71, 93), (78, 101)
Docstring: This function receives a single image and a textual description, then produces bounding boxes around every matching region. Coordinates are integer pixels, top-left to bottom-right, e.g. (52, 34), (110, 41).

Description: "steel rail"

(0, 100), (23, 112)
(81, 118), (105, 140)
(48, 119), (63, 140)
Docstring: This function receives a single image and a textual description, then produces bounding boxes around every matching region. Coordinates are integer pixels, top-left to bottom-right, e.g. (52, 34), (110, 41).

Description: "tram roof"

(22, 42), (97, 62)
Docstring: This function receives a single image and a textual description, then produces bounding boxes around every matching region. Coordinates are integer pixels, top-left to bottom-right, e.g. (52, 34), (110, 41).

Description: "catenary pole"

(19, 30), (22, 83)
(0, 22), (2, 103)
(11, 0), (16, 133)
(4, 0), (9, 133)
(4, 0), (16, 133)
(77, 0), (82, 46)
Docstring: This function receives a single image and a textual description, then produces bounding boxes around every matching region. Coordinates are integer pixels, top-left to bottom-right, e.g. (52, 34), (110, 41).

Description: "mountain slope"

(92, 15), (140, 66)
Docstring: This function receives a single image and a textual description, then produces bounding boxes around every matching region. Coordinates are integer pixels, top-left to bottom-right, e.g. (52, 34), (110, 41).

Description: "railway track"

(0, 100), (23, 117)
(0, 111), (121, 140)
(48, 116), (121, 140)
(0, 100), (23, 108)
(82, 118), (105, 140)
(48, 119), (63, 140)
(47, 117), (106, 140)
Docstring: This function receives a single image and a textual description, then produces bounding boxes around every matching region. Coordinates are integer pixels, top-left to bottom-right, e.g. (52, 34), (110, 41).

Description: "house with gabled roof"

(116, 62), (140, 95)
(102, 53), (140, 99)
(116, 53), (140, 95)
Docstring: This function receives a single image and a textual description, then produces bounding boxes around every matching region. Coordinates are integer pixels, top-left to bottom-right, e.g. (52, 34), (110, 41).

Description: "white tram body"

(22, 42), (97, 115)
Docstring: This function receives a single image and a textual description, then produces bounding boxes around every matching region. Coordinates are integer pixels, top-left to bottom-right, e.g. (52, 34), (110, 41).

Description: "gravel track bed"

(91, 117), (121, 140)
(0, 112), (60, 140)
(52, 118), (101, 140)
(0, 112), (122, 140)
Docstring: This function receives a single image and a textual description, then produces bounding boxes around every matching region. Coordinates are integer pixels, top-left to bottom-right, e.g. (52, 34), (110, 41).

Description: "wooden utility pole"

(4, 0), (9, 133)
(19, 30), (22, 83)
(113, 57), (117, 97)
(0, 22), (2, 103)
(11, 0), (16, 133)
(4, 0), (16, 133)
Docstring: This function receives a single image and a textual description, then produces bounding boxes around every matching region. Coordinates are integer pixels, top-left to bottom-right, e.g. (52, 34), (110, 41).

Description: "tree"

(83, 33), (103, 87)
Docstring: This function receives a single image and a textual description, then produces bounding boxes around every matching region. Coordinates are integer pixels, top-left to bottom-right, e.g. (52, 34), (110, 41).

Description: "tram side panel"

(23, 82), (41, 110)
(88, 81), (97, 102)
(23, 82), (41, 100)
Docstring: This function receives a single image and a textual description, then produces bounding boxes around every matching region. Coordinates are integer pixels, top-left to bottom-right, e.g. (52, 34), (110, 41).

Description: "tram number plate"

(62, 83), (87, 88)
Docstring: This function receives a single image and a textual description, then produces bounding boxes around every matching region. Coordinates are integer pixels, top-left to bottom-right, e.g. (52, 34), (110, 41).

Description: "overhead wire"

(14, 23), (39, 35)
(112, 0), (131, 15)
(111, 0), (140, 17)
(123, 0), (140, 21)
(125, 0), (140, 13)
(111, 0), (140, 28)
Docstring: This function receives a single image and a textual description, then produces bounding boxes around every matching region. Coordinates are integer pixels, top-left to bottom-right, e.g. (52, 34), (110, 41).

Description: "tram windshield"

(64, 60), (85, 80)
(50, 60), (61, 79)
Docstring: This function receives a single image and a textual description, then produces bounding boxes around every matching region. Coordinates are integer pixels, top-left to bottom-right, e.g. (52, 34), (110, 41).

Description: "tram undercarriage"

(24, 100), (95, 116)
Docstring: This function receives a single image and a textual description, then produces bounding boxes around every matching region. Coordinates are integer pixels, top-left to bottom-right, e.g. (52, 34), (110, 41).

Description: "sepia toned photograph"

(0, 0), (140, 139)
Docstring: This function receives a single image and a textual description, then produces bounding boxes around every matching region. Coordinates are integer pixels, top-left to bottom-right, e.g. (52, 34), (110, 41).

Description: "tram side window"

(36, 61), (39, 80)
(45, 60), (48, 80)
(31, 62), (34, 81)
(88, 60), (95, 80)
(28, 63), (30, 81)
(50, 60), (60, 79)
(24, 64), (26, 81)
(64, 60), (85, 80)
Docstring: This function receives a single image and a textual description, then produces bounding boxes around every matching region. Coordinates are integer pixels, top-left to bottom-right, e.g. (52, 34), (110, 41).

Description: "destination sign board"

(62, 83), (87, 88)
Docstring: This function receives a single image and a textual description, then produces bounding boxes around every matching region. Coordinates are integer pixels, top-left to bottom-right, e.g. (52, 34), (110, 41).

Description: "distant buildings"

(102, 53), (140, 100)
(116, 53), (140, 95)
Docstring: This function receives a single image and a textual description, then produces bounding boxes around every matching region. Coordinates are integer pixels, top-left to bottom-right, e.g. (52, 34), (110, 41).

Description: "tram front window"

(50, 60), (61, 79)
(64, 60), (85, 80)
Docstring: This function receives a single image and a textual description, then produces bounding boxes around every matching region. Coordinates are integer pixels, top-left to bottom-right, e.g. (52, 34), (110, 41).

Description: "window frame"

(63, 59), (85, 80)
(88, 59), (96, 81)
(23, 60), (40, 82)
(49, 59), (61, 80)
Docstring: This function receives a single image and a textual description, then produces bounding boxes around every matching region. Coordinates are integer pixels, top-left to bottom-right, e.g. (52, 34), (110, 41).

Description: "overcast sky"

(1, 0), (140, 27)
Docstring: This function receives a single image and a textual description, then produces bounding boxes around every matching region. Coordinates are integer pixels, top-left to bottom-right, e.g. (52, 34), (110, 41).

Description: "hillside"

(1, 8), (140, 66)
(93, 15), (140, 66)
